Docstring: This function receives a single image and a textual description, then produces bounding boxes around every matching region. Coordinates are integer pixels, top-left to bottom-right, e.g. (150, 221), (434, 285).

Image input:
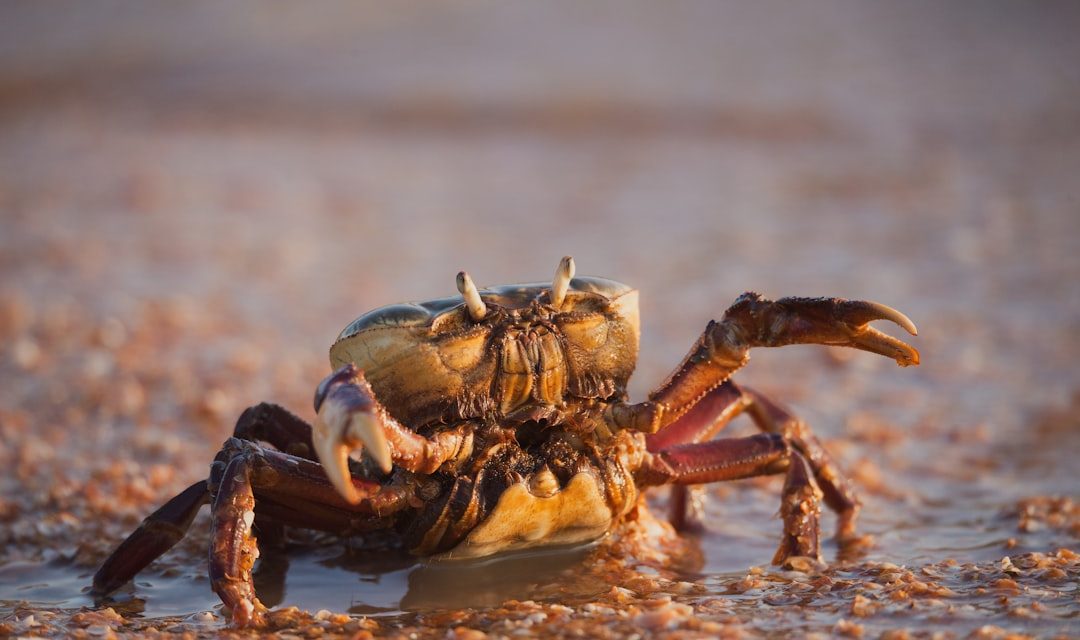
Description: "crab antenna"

(456, 271), (487, 321)
(551, 255), (576, 308)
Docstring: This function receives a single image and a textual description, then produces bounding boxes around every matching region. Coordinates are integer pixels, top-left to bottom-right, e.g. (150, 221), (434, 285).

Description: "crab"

(92, 257), (919, 626)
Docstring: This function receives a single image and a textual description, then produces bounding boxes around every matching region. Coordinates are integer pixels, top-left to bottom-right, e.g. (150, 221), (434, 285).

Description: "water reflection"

(402, 543), (598, 611)
(253, 542), (415, 615)
(4, 539), (604, 621)
(215, 537), (602, 616)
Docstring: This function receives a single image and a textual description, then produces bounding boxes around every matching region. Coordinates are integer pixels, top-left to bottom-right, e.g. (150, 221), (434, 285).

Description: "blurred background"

(1, 1), (1078, 637)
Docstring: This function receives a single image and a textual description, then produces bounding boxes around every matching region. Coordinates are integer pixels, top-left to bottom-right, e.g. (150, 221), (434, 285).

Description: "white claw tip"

(349, 413), (393, 474)
(312, 410), (362, 504)
(551, 256), (576, 308)
(869, 301), (918, 336)
(456, 271), (487, 321)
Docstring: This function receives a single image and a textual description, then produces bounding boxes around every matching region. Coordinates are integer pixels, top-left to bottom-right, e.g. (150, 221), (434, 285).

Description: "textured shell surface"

(328, 276), (640, 427)
(334, 277), (637, 339)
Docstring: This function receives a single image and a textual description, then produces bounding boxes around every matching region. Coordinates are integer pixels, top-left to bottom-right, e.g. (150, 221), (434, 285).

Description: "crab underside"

(93, 257), (919, 627)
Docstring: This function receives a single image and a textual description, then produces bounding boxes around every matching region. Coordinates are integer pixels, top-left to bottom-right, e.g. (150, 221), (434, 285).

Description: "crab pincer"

(312, 364), (476, 503)
(722, 293), (920, 366)
(312, 364), (395, 503)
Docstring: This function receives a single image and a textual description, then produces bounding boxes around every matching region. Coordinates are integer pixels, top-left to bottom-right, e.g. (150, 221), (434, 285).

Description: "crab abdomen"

(442, 472), (620, 559)
(409, 431), (644, 559)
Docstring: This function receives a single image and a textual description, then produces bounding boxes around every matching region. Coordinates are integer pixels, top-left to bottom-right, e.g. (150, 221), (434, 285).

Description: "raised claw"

(720, 294), (921, 368)
(761, 296), (921, 367)
(313, 365), (393, 504)
(831, 299), (920, 367)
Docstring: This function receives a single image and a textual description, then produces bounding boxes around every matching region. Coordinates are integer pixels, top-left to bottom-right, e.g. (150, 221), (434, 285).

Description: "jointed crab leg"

(639, 433), (823, 563)
(211, 438), (410, 512)
(608, 293), (919, 434)
(233, 402), (316, 460)
(314, 364), (474, 503)
(774, 451), (823, 565)
(210, 452), (264, 627)
(644, 379), (861, 540)
(642, 380), (750, 532)
(91, 480), (210, 596)
(94, 405), (413, 627)
(645, 380), (748, 452)
(741, 386), (860, 539)
(207, 438), (411, 627)
(93, 402), (340, 603)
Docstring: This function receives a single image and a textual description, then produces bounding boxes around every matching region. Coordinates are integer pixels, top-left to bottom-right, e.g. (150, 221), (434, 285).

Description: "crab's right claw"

(313, 365), (393, 504)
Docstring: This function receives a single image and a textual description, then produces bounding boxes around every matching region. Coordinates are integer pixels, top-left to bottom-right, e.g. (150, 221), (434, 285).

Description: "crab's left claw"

(830, 300), (919, 367)
(313, 365), (393, 504)
(724, 294), (920, 368)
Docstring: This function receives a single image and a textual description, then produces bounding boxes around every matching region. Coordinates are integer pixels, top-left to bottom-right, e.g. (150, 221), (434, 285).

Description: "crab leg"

(208, 438), (411, 627)
(313, 364), (474, 503)
(233, 402), (316, 459)
(210, 453), (265, 627)
(93, 406), (314, 599)
(91, 480), (209, 597)
(608, 293), (918, 434)
(638, 381), (749, 531)
(92, 400), (413, 619)
(644, 380), (748, 452)
(741, 386), (861, 540)
(231, 402), (325, 547)
(638, 433), (823, 564)
(642, 379), (861, 540)
(215, 438), (412, 510)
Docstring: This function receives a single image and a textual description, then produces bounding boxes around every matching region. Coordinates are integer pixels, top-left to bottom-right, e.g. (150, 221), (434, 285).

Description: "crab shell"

(329, 277), (641, 429)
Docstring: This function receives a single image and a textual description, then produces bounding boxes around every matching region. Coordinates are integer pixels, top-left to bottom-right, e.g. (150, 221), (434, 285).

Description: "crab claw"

(829, 299), (920, 367)
(313, 365), (393, 504)
(724, 294), (921, 368)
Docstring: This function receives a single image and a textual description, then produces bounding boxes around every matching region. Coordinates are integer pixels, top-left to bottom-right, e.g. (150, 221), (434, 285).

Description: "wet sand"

(1, 2), (1078, 637)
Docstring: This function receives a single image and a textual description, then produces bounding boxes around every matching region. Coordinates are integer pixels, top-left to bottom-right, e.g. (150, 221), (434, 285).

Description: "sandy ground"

(1, 2), (1079, 638)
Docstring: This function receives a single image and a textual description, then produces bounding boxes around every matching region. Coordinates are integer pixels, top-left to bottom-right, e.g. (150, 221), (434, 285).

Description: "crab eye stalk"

(551, 255), (575, 308)
(456, 271), (488, 321)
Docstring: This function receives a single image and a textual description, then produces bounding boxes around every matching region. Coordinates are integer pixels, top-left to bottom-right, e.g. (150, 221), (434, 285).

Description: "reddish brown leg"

(209, 453), (265, 627)
(91, 481), (209, 596)
(232, 403), (320, 547)
(666, 484), (705, 533)
(644, 380), (861, 541)
(93, 403), (334, 599)
(742, 386), (861, 541)
(207, 438), (411, 627)
(233, 402), (316, 459)
(773, 451), (822, 565)
(645, 381), (748, 452)
(639, 433), (823, 564)
(645, 381), (747, 531)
